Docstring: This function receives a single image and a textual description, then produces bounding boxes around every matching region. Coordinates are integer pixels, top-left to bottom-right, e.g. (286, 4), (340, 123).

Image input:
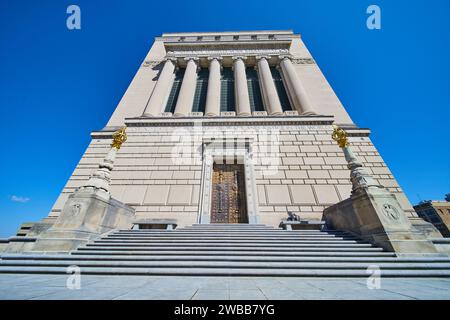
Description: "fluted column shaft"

(143, 59), (176, 116)
(174, 58), (198, 117)
(233, 57), (251, 116)
(257, 57), (283, 115)
(279, 57), (315, 115)
(205, 58), (221, 116)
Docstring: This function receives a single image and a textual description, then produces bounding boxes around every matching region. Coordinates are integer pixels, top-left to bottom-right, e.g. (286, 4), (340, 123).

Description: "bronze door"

(210, 163), (248, 223)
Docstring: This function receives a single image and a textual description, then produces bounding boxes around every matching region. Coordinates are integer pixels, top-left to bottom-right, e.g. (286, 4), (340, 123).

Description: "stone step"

(114, 230), (343, 234)
(0, 266), (449, 277)
(71, 250), (395, 257)
(94, 237), (361, 245)
(85, 242), (375, 248)
(4, 254), (448, 263)
(102, 233), (356, 240)
(2, 259), (450, 270)
(78, 246), (383, 252)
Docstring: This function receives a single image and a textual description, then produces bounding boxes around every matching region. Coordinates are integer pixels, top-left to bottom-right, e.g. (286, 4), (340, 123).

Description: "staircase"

(1, 224), (450, 277)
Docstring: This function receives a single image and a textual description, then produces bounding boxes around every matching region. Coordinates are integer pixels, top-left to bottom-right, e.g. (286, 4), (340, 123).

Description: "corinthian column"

(143, 58), (176, 116)
(279, 56), (316, 115)
(256, 56), (283, 115)
(204, 57), (222, 116)
(232, 56), (251, 116)
(174, 57), (199, 117)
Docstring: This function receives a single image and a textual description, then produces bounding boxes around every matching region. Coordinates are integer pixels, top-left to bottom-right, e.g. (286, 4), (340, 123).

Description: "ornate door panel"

(210, 164), (248, 223)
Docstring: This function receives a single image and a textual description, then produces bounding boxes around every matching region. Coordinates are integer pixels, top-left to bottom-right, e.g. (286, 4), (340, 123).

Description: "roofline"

(161, 30), (296, 37)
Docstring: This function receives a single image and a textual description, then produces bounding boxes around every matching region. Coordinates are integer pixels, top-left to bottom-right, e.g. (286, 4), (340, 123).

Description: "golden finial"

(111, 126), (127, 149)
(331, 125), (349, 148)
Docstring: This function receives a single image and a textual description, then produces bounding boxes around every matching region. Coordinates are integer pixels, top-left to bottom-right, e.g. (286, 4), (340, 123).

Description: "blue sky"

(0, 0), (449, 237)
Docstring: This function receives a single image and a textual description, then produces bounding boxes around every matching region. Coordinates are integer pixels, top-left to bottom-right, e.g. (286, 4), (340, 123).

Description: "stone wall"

(48, 120), (415, 228)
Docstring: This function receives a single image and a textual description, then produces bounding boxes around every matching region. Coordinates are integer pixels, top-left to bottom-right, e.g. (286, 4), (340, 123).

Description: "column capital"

(255, 55), (271, 61)
(184, 56), (199, 62)
(232, 55), (247, 61)
(207, 56), (223, 61)
(163, 56), (178, 65)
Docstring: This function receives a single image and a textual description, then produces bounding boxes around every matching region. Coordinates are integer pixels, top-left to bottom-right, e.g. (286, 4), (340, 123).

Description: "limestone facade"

(45, 30), (416, 228)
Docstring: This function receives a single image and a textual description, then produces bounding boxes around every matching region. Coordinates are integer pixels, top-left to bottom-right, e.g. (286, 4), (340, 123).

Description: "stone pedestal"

(32, 188), (134, 252)
(32, 127), (134, 252)
(323, 126), (441, 255)
(323, 186), (439, 255)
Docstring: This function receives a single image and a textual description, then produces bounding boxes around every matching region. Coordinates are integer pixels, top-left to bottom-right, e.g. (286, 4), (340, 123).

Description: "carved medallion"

(71, 203), (82, 216)
(382, 203), (400, 220)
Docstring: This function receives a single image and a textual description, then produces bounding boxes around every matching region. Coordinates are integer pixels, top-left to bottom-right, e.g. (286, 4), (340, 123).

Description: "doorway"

(210, 163), (248, 223)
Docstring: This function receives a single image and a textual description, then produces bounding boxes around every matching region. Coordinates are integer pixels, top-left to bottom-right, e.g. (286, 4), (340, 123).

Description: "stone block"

(122, 185), (147, 205)
(144, 185), (170, 205)
(300, 145), (320, 152)
(285, 170), (308, 179)
(336, 184), (352, 200)
(151, 171), (173, 179)
(313, 185), (340, 204)
(307, 170), (330, 179)
(329, 170), (350, 179)
(289, 185), (316, 205)
(324, 157), (347, 165)
(172, 171), (195, 179)
(265, 185), (291, 205)
(304, 157), (325, 165)
(167, 185), (192, 205)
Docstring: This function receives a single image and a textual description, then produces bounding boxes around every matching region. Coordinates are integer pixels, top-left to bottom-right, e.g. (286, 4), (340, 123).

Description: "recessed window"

(197, 36), (203, 41)
(179, 36), (185, 42)
(268, 34), (275, 40)
(233, 35), (239, 40)
(251, 35), (257, 40)
(215, 36), (221, 41)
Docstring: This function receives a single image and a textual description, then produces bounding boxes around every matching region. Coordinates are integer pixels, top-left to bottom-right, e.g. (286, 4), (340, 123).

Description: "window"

(270, 67), (292, 111)
(268, 34), (275, 40)
(251, 35), (257, 40)
(197, 36), (203, 41)
(233, 35), (239, 40)
(164, 69), (185, 113)
(246, 68), (264, 112)
(179, 36), (185, 42)
(192, 69), (209, 113)
(215, 36), (221, 41)
(220, 68), (235, 112)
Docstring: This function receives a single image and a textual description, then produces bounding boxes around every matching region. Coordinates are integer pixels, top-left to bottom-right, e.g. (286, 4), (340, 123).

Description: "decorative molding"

(166, 48), (289, 58)
(291, 58), (315, 65)
(252, 111), (268, 117)
(141, 60), (163, 67)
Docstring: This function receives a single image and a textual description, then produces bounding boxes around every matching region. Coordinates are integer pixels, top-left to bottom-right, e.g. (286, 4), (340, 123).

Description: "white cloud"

(11, 195), (31, 203)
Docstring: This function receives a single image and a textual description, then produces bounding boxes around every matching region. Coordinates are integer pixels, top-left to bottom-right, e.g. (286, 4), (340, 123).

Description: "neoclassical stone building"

(46, 30), (416, 228)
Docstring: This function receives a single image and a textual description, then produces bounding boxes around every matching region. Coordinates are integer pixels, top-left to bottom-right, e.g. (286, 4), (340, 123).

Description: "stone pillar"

(31, 127), (135, 252)
(205, 57), (222, 116)
(257, 56), (283, 115)
(143, 58), (176, 116)
(322, 126), (439, 254)
(232, 56), (251, 116)
(279, 56), (315, 115)
(173, 57), (199, 117)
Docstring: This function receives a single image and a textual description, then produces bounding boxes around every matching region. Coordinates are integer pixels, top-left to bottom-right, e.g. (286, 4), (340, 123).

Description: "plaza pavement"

(0, 274), (449, 300)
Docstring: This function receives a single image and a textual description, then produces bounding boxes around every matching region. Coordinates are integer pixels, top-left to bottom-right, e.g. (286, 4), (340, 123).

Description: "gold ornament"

(331, 125), (349, 148)
(111, 126), (127, 149)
